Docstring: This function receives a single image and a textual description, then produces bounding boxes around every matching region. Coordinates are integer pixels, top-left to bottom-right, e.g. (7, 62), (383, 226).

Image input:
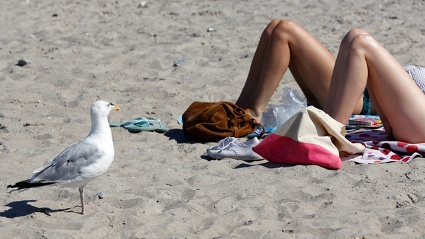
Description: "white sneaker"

(207, 137), (263, 161)
(207, 137), (237, 151)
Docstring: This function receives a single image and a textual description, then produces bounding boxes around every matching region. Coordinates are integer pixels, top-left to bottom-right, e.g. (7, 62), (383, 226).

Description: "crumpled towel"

(253, 106), (365, 170)
(345, 129), (425, 164)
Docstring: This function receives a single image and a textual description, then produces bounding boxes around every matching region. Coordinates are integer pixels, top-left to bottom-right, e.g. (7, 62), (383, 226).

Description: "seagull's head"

(91, 100), (120, 118)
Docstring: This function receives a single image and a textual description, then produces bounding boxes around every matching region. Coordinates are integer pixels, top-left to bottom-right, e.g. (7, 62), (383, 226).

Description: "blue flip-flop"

(177, 115), (183, 125)
(110, 117), (168, 133)
(110, 117), (143, 128)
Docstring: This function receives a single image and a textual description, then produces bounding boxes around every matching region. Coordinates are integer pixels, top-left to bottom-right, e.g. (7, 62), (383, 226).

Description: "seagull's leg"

(79, 186), (85, 215)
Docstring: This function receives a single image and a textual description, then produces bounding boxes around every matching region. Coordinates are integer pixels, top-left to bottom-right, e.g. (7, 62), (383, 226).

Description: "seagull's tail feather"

(7, 179), (55, 192)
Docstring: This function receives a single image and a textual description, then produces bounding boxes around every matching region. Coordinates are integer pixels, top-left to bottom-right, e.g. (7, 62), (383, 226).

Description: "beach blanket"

(345, 129), (425, 164)
(253, 106), (365, 170)
(252, 106), (425, 169)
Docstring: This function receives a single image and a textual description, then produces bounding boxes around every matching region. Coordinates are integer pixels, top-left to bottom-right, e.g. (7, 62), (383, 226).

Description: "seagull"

(7, 100), (120, 214)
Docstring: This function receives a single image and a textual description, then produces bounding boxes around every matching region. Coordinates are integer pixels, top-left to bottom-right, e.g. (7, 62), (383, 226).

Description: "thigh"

(282, 22), (335, 108)
(367, 56), (425, 143)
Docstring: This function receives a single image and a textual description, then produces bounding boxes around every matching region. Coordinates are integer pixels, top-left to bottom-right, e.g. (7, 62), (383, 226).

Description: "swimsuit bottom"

(360, 88), (372, 115)
(306, 89), (372, 115)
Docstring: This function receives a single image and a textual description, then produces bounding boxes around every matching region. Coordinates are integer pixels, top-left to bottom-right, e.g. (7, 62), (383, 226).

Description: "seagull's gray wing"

(30, 141), (102, 183)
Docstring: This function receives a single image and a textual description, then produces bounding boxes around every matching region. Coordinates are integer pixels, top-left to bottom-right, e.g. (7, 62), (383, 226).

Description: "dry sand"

(1, 0), (425, 238)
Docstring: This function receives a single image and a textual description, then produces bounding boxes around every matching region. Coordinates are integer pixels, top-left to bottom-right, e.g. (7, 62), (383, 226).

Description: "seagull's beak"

(112, 105), (120, 111)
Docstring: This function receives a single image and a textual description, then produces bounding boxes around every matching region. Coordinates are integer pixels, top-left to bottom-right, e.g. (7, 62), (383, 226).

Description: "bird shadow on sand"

(0, 200), (72, 218)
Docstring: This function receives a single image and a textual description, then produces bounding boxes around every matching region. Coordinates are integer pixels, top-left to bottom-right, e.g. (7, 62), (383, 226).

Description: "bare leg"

(236, 20), (335, 121)
(325, 30), (425, 143)
(325, 29), (369, 115)
(236, 19), (281, 108)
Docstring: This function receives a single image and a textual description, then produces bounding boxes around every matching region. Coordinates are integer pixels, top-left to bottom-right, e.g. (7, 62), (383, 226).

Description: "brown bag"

(182, 101), (261, 141)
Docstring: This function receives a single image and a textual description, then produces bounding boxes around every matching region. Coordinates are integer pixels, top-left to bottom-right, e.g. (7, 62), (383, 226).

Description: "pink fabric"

(253, 134), (342, 170)
(345, 128), (425, 164)
(252, 107), (364, 170)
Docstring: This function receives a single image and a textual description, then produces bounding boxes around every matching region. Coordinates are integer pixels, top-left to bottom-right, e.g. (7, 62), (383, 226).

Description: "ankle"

(244, 108), (262, 123)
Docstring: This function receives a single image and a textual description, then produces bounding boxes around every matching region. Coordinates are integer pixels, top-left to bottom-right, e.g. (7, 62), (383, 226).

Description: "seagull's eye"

(109, 103), (114, 106)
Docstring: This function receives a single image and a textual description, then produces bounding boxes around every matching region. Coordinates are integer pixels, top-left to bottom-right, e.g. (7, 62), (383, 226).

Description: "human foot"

(243, 108), (262, 123)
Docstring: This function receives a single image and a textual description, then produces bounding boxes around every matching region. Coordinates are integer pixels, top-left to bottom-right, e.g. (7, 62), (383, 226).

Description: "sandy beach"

(1, 0), (425, 238)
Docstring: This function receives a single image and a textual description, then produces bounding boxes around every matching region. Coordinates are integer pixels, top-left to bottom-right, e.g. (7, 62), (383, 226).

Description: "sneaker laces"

(208, 137), (236, 151)
(210, 141), (239, 155)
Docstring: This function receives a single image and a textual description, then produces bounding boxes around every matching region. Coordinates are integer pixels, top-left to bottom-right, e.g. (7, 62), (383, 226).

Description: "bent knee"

(341, 28), (371, 46)
(347, 28), (370, 38)
(275, 20), (299, 32)
(263, 19), (297, 39)
(349, 34), (380, 52)
(263, 19), (292, 37)
(269, 20), (301, 39)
